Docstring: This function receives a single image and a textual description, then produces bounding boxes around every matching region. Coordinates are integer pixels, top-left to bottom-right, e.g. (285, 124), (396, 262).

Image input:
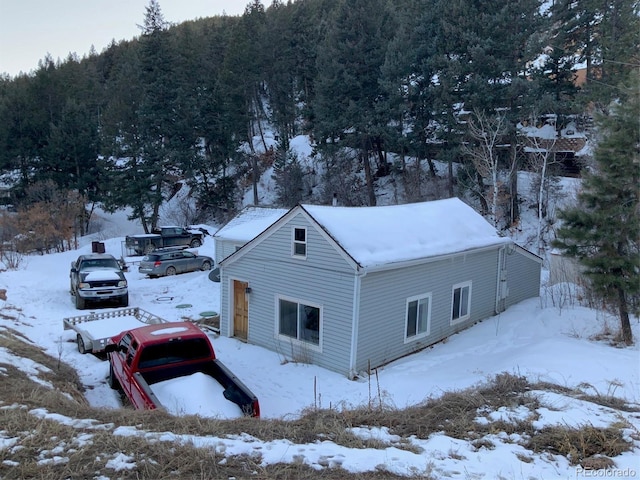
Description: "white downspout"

(348, 273), (363, 379)
(495, 246), (505, 314)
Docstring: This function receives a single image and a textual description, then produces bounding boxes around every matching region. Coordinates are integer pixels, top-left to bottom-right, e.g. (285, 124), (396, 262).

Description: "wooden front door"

(233, 280), (249, 340)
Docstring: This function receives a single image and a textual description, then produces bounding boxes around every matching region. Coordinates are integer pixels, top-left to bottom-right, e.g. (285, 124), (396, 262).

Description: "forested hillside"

(0, 0), (637, 238)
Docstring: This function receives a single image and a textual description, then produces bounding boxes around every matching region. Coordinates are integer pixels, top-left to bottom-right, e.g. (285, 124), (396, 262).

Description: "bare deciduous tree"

(463, 110), (510, 227)
(12, 181), (86, 254)
(525, 123), (558, 255)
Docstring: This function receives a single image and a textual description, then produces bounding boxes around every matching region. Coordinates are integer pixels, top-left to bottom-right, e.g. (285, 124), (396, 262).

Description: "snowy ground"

(0, 201), (639, 477)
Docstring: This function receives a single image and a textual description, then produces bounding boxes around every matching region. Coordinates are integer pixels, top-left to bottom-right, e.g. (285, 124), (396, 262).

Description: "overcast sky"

(0, 0), (263, 77)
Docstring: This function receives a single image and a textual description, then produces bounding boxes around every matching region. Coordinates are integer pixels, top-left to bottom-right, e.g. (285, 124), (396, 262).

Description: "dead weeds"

(526, 424), (630, 466)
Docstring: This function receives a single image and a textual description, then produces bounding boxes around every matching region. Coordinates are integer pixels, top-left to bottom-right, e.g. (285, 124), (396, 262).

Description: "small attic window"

(292, 227), (307, 258)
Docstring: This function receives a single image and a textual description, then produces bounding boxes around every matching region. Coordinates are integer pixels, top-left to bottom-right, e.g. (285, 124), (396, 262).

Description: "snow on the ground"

(0, 204), (639, 477)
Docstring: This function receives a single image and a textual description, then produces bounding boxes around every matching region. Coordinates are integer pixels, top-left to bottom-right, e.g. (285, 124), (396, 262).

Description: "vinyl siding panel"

(214, 239), (244, 265)
(505, 247), (541, 307)
(355, 248), (501, 374)
(221, 212), (356, 375)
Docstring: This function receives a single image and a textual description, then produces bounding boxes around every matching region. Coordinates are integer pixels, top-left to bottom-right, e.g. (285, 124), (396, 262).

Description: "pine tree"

(554, 73), (639, 344)
(313, 0), (395, 206)
(551, 0), (640, 108)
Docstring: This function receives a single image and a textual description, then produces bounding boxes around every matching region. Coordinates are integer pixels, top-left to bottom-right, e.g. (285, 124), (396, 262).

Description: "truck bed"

(151, 372), (245, 418)
(139, 359), (260, 417)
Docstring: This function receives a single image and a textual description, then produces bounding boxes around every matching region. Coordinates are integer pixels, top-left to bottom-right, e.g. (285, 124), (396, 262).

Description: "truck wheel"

(108, 364), (120, 390)
(201, 261), (212, 271)
(166, 266), (177, 276)
(190, 238), (202, 248)
(77, 334), (90, 354)
(144, 244), (155, 254)
(75, 294), (86, 310)
(120, 293), (129, 307)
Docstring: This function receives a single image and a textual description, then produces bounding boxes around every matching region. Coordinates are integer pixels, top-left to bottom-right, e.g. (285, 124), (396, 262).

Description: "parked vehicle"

(104, 322), (260, 417)
(70, 253), (128, 310)
(139, 249), (213, 277)
(63, 307), (167, 354)
(125, 226), (205, 256)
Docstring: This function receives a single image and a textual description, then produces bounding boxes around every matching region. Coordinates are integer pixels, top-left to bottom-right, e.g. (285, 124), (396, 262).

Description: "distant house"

(520, 118), (589, 176)
(212, 206), (289, 265)
(218, 198), (541, 378)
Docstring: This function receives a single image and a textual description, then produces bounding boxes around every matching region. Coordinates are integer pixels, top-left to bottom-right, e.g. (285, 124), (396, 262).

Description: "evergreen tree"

(272, 139), (304, 208)
(554, 73), (639, 345)
(313, 0), (395, 206)
(194, 18), (242, 222)
(0, 74), (48, 192)
(550, 0), (640, 109)
(137, 0), (178, 230)
(98, 42), (148, 225)
(379, 0), (441, 190)
(263, 1), (297, 141)
(222, 0), (268, 150)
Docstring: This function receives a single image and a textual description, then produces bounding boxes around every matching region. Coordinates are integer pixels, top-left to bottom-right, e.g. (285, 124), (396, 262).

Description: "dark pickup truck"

(125, 226), (205, 256)
(105, 322), (260, 418)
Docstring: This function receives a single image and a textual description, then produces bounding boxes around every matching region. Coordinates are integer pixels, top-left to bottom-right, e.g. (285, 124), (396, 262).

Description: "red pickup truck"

(105, 322), (260, 418)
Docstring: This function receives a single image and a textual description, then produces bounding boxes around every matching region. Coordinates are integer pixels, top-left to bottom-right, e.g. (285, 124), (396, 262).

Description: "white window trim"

(275, 294), (322, 352)
(404, 292), (432, 343)
(450, 280), (472, 325)
(291, 227), (307, 259)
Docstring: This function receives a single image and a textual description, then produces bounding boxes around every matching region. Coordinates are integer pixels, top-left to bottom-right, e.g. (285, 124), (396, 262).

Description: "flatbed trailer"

(63, 307), (168, 354)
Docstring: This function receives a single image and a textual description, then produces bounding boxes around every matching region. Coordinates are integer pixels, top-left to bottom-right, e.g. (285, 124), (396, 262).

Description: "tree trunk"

(84, 202), (96, 236)
(139, 211), (149, 234)
(374, 137), (386, 173)
(476, 171), (488, 215)
(510, 170), (519, 225)
(491, 163), (499, 228)
(252, 155), (259, 206)
(536, 154), (547, 255)
(617, 284), (633, 345)
(508, 144), (519, 227)
(361, 145), (377, 206)
(151, 202), (160, 232)
(150, 177), (162, 231)
(427, 158), (437, 178)
(447, 156), (454, 198)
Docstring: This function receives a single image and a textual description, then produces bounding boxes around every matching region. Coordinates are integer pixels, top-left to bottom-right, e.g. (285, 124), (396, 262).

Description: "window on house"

(293, 227), (307, 257)
(405, 293), (431, 341)
(451, 281), (472, 323)
(278, 298), (320, 346)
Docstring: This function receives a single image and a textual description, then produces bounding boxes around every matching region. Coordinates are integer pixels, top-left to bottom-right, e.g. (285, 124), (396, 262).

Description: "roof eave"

(360, 240), (513, 274)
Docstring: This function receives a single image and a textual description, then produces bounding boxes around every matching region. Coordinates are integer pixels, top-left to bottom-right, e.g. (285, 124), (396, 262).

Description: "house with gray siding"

(218, 198), (542, 378)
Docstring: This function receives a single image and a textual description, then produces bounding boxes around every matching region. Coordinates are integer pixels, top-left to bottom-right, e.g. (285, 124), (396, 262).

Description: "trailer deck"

(63, 307), (168, 354)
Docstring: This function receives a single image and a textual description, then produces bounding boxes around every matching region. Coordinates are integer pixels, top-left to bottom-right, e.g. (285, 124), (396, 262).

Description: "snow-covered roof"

(214, 206), (289, 242)
(302, 198), (510, 269)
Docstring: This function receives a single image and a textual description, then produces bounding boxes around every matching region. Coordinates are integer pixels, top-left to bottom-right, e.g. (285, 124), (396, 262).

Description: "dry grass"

(370, 372), (539, 441)
(526, 425), (630, 466)
(533, 380), (640, 412)
(0, 321), (636, 479)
